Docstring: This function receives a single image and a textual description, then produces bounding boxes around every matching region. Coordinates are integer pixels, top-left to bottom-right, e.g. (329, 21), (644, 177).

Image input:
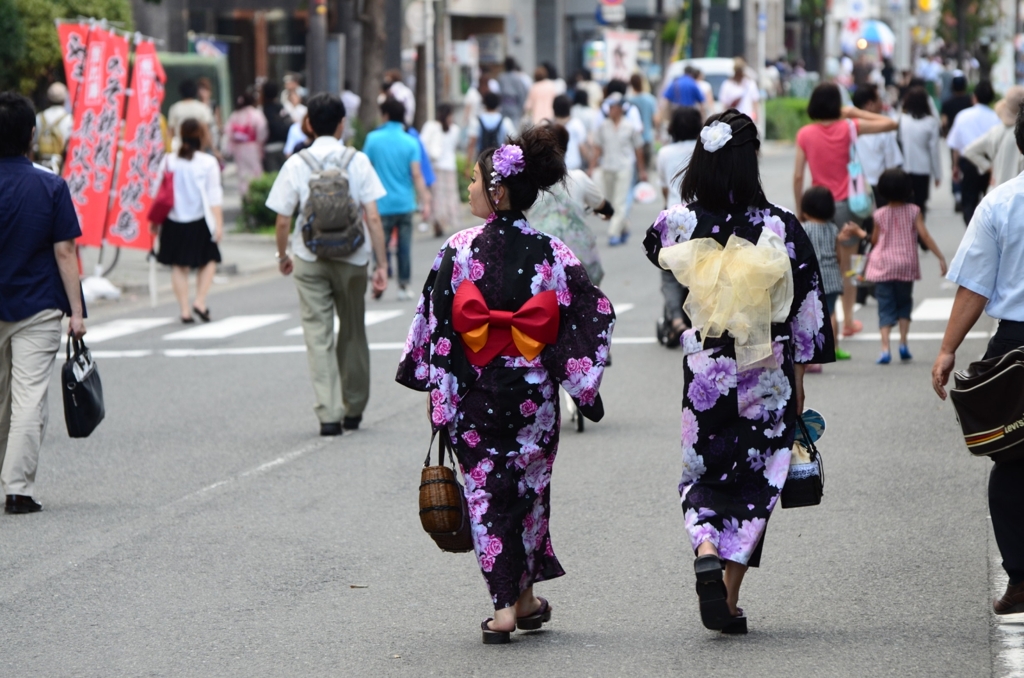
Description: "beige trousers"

(602, 167), (633, 237)
(292, 257), (370, 424)
(0, 309), (63, 497)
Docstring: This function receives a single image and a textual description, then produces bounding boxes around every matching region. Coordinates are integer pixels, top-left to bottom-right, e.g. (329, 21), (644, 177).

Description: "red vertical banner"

(62, 28), (130, 247)
(106, 41), (166, 251)
(57, 22), (89, 108)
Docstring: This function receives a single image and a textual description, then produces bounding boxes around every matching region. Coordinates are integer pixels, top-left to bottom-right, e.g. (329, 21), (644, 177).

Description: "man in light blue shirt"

(933, 112), (1024, 617)
(361, 98), (431, 300)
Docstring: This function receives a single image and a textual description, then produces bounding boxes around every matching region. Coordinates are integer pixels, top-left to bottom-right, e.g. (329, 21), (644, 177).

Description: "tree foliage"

(0, 0), (27, 90)
(8, 0), (132, 95)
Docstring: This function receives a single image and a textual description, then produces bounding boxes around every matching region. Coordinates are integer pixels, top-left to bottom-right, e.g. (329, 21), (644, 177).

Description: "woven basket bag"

(419, 430), (474, 552)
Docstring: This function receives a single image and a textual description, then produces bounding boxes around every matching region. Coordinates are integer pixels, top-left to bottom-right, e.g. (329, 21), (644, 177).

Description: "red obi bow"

(452, 281), (559, 366)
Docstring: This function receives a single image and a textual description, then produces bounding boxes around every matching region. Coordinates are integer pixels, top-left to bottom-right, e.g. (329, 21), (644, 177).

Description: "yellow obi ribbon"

(659, 234), (791, 371)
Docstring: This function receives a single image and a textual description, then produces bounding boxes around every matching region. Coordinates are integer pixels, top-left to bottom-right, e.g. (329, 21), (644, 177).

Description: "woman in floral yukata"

(396, 126), (615, 645)
(643, 110), (835, 635)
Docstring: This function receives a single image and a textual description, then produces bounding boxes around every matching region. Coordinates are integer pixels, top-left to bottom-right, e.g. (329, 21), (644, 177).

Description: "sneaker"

(608, 236), (624, 246)
(835, 347), (852, 360)
(899, 344), (912, 361)
(397, 286), (412, 301)
(877, 351), (891, 365)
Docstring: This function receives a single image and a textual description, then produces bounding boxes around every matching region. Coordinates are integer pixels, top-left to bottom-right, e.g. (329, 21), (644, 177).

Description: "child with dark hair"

(800, 185), (850, 368)
(396, 125), (614, 644)
(855, 168), (947, 363)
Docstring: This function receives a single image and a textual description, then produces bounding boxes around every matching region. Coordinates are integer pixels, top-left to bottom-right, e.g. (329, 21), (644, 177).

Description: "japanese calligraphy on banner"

(62, 27), (129, 247)
(106, 41), (166, 251)
(57, 22), (89, 108)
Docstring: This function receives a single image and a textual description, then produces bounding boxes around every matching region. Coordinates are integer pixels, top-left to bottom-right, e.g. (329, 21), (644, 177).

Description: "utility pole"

(309, 0), (328, 94)
(424, 0), (436, 122)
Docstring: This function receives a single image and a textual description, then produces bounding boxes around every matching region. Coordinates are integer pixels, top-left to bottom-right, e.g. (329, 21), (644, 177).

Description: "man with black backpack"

(465, 91), (516, 177)
(265, 93), (389, 437)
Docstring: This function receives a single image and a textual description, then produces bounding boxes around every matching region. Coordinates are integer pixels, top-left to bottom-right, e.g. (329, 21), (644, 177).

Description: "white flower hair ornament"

(700, 121), (734, 153)
(490, 144), (526, 191)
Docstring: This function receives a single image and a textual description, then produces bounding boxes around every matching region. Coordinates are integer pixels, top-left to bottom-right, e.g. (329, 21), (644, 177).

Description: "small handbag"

(780, 417), (824, 509)
(950, 349), (1024, 461)
(418, 429), (474, 553)
(61, 335), (105, 438)
(846, 120), (873, 218)
(146, 159), (174, 225)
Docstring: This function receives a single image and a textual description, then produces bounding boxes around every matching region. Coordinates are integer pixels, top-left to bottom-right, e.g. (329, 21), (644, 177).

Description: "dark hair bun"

(548, 123), (570, 155)
(509, 125), (566, 192)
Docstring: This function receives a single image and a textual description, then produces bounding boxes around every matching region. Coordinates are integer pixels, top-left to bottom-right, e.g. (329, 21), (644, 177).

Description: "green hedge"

(240, 172), (280, 232)
(765, 97), (810, 141)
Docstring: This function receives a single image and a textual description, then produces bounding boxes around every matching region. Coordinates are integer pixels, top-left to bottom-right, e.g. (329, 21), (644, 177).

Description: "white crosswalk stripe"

(162, 314), (290, 340)
(912, 297), (955, 321)
(62, 318), (174, 345)
(283, 309), (405, 337)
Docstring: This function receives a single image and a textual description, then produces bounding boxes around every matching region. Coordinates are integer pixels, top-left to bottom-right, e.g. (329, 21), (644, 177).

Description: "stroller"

(656, 269), (688, 348)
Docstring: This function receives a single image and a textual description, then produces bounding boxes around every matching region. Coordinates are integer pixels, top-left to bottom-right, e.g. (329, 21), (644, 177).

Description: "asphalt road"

(1, 146), (1009, 677)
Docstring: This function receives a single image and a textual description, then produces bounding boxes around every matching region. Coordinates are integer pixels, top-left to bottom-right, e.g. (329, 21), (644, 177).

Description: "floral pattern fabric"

(644, 201), (834, 567)
(397, 210), (615, 608)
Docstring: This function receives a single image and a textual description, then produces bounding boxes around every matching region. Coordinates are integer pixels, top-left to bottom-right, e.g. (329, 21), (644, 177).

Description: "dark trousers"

(982, 320), (1024, 585)
(958, 157), (989, 226)
(381, 212), (413, 285)
(908, 173), (931, 216)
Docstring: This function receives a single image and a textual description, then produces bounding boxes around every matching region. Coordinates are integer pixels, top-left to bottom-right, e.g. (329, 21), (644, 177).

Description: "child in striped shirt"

(800, 186), (850, 369)
(852, 169), (947, 364)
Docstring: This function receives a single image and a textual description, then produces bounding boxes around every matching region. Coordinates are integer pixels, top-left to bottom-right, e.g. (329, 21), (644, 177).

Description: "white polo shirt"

(264, 136), (387, 265)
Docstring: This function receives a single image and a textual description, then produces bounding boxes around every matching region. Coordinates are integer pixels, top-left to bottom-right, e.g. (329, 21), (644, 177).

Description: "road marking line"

(69, 318), (174, 344)
(614, 336), (657, 344)
(614, 303), (635, 314)
(180, 439), (331, 502)
(843, 331), (988, 342)
(993, 553), (1024, 677)
(164, 345), (307, 357)
(284, 309), (406, 336)
(834, 302), (863, 324)
(912, 297), (955, 321)
(92, 350), (153, 359)
(163, 314), (290, 340)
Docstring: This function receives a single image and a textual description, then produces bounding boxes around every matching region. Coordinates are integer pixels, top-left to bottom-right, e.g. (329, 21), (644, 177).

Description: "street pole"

(309, 0), (328, 94)
(424, 0), (436, 122)
(757, 0), (766, 140)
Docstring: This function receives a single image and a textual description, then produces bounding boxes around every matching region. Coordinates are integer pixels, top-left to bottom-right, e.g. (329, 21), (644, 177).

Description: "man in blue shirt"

(0, 92), (87, 514)
(361, 98), (431, 300)
(662, 66), (706, 111)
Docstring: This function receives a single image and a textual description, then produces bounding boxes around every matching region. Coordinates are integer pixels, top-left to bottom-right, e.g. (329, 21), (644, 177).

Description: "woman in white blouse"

(898, 87), (943, 215)
(152, 118), (224, 323)
(420, 103), (462, 238)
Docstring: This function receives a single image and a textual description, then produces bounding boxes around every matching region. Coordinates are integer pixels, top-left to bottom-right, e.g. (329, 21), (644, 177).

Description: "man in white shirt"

(265, 93), (389, 436)
(717, 59), (760, 119)
(947, 80), (1001, 225)
(34, 83), (72, 171)
(852, 85), (903, 203)
(465, 91), (517, 172)
(933, 110), (1024, 617)
(340, 83), (361, 143)
(167, 80), (215, 148)
(591, 93), (646, 245)
(382, 69), (416, 127)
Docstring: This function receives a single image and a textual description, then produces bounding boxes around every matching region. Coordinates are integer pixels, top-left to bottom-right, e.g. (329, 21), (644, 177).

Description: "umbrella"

(861, 20), (896, 56)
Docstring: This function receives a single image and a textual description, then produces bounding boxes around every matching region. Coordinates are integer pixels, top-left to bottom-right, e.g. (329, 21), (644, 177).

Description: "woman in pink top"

(524, 66), (559, 125)
(793, 82), (897, 341)
(847, 169), (946, 364)
(223, 88), (269, 196)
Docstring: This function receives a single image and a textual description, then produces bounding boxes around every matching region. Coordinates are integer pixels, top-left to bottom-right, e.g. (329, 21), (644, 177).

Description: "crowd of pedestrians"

(5, 49), (1024, 646)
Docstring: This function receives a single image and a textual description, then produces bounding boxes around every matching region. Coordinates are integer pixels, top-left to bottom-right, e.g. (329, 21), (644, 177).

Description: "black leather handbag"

(61, 335), (105, 438)
(950, 348), (1024, 461)
(780, 417), (823, 509)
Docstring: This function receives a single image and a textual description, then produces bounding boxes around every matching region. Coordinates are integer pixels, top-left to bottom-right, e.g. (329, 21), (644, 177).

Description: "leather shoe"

(5, 495), (42, 514)
(320, 422), (343, 437)
(994, 581), (1024, 615)
(343, 415), (362, 431)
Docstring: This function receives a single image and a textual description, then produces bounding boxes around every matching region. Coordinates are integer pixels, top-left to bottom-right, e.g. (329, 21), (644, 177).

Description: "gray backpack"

(298, 147), (364, 259)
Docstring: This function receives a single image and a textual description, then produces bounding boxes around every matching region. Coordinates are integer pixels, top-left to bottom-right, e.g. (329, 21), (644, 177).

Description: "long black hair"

(678, 110), (767, 213)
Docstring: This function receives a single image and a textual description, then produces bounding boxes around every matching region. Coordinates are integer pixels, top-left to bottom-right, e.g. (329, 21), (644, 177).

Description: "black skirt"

(157, 217), (222, 268)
